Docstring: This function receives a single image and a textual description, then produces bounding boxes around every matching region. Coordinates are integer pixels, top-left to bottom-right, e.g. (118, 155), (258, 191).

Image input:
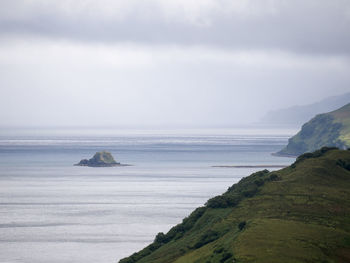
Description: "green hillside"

(119, 147), (350, 263)
(278, 103), (350, 156)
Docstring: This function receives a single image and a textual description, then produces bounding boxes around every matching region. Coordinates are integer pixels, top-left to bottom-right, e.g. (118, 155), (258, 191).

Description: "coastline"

(271, 152), (298, 158)
(74, 163), (132, 167)
(212, 164), (288, 168)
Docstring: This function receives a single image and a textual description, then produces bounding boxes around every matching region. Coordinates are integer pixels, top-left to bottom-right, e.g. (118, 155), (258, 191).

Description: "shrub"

(194, 230), (220, 249)
(268, 173), (280, 181)
(336, 159), (350, 171)
(295, 152), (314, 163)
(313, 146), (338, 157)
(242, 186), (258, 197)
(294, 147), (339, 166)
(254, 179), (264, 186)
(154, 232), (167, 244)
(120, 207), (206, 263)
(165, 207), (206, 241)
(220, 252), (233, 263)
(238, 221), (246, 231)
(206, 195), (239, 208)
(214, 247), (224, 254)
(257, 169), (270, 176)
(181, 207), (206, 231)
(207, 169), (271, 209)
(227, 185), (235, 192)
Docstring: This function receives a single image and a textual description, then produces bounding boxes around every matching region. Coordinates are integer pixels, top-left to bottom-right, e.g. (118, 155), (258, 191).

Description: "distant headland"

(75, 151), (128, 167)
(276, 103), (350, 157)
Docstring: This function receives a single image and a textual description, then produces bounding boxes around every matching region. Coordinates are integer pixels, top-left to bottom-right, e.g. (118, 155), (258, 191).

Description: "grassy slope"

(333, 104), (350, 144)
(278, 103), (350, 156)
(119, 148), (350, 263)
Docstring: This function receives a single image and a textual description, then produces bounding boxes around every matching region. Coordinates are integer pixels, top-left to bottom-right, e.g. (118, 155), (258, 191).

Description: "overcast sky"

(0, 0), (349, 128)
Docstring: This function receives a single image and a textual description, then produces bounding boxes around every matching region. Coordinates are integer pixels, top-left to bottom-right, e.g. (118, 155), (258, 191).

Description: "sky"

(0, 0), (350, 128)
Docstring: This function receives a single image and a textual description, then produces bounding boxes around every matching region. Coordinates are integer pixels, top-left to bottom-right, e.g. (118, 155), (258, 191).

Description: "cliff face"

(119, 148), (350, 263)
(277, 103), (350, 156)
(75, 151), (120, 167)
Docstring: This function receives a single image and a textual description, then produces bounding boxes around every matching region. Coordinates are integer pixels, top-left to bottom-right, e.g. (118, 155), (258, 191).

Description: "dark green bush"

(207, 169), (271, 209)
(119, 257), (135, 263)
(238, 221), (246, 231)
(214, 247), (224, 254)
(120, 207), (206, 263)
(227, 185), (235, 192)
(154, 232), (167, 244)
(242, 188), (258, 197)
(295, 152), (314, 163)
(313, 147), (338, 157)
(294, 147), (339, 166)
(194, 230), (220, 249)
(257, 169), (270, 176)
(336, 159), (350, 171)
(268, 173), (280, 181)
(206, 195), (239, 208)
(220, 252), (233, 263)
(181, 207), (206, 231)
(254, 179), (264, 186)
(165, 206), (206, 241)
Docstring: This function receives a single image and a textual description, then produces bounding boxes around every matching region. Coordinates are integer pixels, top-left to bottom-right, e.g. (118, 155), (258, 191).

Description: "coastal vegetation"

(120, 147), (350, 263)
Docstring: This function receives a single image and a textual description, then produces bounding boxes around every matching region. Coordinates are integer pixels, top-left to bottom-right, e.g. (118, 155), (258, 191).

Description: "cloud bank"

(1, 0), (350, 54)
(0, 0), (349, 127)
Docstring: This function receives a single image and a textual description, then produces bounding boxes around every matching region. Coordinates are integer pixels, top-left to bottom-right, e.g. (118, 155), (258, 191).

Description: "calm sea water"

(0, 128), (295, 263)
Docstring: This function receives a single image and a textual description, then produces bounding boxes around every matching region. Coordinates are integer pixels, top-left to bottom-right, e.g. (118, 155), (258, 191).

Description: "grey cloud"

(1, 0), (350, 128)
(1, 0), (350, 55)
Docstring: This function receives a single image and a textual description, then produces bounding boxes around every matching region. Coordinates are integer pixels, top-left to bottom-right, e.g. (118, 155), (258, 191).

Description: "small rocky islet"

(75, 151), (124, 167)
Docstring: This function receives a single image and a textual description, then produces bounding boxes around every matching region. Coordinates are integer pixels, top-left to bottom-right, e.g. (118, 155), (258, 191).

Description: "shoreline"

(212, 165), (289, 168)
(74, 163), (132, 167)
(271, 152), (298, 158)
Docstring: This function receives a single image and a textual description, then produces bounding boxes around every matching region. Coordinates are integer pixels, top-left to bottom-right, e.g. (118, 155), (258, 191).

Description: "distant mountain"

(261, 92), (350, 127)
(119, 148), (350, 263)
(277, 103), (350, 156)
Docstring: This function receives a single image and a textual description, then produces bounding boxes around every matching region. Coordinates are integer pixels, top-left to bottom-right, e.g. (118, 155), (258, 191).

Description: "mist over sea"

(0, 128), (295, 263)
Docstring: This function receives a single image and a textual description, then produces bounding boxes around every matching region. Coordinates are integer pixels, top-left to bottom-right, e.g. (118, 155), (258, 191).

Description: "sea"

(0, 128), (296, 263)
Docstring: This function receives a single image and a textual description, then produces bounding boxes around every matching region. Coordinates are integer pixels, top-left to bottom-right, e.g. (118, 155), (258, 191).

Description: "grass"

(119, 148), (350, 263)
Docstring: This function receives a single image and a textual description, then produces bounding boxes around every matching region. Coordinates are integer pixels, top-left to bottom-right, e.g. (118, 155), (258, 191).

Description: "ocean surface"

(0, 128), (296, 263)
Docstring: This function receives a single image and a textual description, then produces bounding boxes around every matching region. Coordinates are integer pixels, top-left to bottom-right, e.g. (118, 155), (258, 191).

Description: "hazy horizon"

(1, 0), (350, 128)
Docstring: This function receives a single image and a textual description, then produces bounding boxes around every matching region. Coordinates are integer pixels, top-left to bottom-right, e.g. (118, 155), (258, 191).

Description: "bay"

(0, 128), (295, 263)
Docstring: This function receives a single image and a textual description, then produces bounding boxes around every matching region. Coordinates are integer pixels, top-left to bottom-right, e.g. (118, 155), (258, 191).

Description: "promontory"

(277, 102), (350, 156)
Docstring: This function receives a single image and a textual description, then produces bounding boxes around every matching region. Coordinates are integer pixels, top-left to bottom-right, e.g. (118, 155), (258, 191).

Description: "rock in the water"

(75, 151), (120, 167)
